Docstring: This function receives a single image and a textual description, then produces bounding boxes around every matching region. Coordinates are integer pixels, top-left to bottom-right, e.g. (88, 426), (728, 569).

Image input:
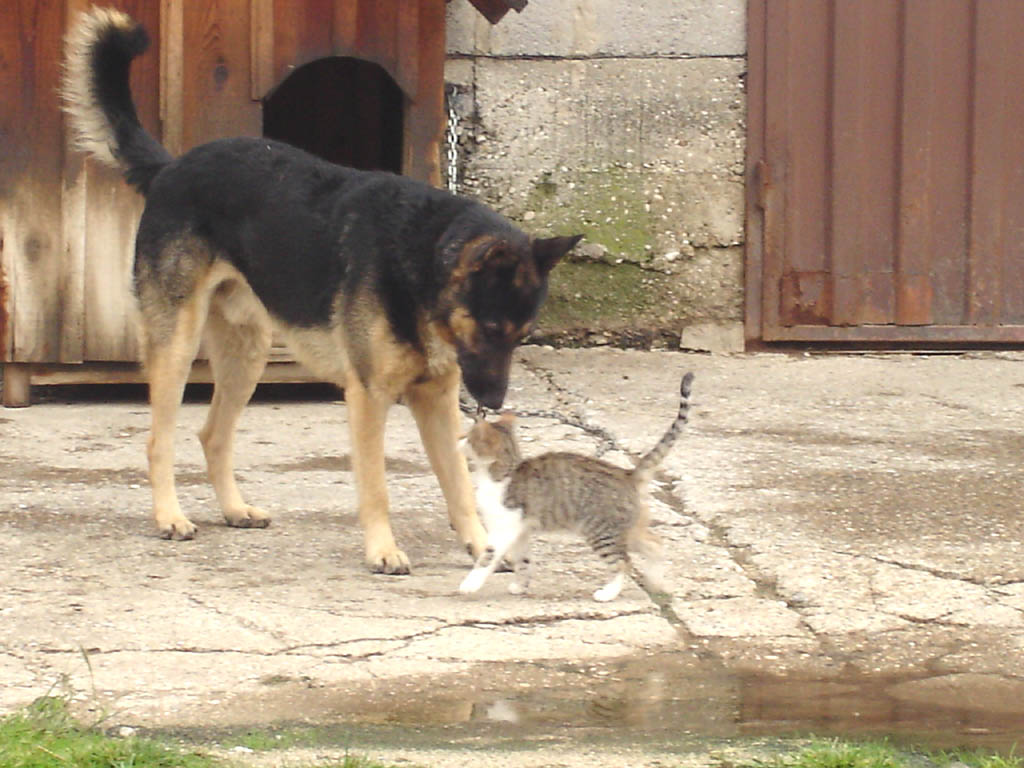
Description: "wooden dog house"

(0, 0), (525, 406)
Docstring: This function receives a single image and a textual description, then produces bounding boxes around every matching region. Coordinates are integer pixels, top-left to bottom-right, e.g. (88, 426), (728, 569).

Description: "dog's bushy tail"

(62, 7), (172, 195)
(632, 371), (695, 482)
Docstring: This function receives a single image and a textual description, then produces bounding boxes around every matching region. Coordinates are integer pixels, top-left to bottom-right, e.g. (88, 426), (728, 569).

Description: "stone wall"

(445, 0), (747, 351)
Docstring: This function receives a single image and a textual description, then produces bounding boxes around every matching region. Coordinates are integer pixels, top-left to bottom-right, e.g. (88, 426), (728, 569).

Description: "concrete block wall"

(445, 0), (747, 351)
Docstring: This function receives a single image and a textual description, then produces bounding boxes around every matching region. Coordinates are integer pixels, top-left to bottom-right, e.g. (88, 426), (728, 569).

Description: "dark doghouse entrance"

(263, 57), (404, 173)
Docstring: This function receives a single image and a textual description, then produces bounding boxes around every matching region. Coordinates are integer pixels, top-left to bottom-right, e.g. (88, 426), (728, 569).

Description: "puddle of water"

(171, 651), (1024, 755)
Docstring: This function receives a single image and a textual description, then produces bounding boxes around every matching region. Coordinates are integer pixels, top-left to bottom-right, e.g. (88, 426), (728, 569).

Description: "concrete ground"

(2, 347), (1024, 765)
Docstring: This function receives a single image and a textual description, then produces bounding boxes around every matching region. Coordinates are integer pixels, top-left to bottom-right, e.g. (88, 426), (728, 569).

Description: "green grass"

(938, 747), (1024, 768)
(740, 738), (1022, 768)
(0, 696), (395, 768)
(234, 725), (326, 752)
(0, 695), (213, 768)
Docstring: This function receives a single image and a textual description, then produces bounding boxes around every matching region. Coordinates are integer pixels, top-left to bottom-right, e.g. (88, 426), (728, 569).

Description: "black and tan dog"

(62, 7), (580, 573)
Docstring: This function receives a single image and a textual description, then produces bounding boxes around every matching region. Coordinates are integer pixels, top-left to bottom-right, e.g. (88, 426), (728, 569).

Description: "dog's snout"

(458, 349), (510, 411)
(463, 374), (506, 410)
(476, 389), (505, 410)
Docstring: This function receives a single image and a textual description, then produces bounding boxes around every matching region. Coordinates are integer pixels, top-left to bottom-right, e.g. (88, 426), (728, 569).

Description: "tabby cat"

(459, 371), (695, 601)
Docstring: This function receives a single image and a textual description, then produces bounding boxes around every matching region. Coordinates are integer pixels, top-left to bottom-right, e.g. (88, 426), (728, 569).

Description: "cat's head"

(459, 413), (518, 467)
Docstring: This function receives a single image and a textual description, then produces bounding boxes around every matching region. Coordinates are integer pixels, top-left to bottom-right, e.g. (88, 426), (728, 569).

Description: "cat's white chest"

(474, 472), (522, 548)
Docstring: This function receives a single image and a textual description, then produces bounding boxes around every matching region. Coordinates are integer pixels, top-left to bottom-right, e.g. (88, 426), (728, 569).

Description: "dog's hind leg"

(142, 298), (208, 540)
(199, 295), (273, 529)
(406, 368), (488, 559)
(345, 378), (411, 574)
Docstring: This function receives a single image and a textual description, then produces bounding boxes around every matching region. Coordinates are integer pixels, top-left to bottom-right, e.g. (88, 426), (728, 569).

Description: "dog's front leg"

(405, 368), (488, 559)
(345, 378), (410, 574)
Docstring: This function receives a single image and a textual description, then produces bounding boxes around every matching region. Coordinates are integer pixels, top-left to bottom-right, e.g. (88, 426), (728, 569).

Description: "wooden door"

(746, 0), (1024, 344)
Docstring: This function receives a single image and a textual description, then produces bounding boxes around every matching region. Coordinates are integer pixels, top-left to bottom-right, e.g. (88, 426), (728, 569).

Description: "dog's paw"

(224, 505), (271, 529)
(157, 516), (197, 541)
(459, 568), (488, 594)
(463, 528), (489, 561)
(367, 547), (411, 575)
(465, 541), (484, 560)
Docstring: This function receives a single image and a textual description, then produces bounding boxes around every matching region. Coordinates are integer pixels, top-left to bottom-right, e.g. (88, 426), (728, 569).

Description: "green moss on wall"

(537, 259), (662, 331)
(526, 167), (655, 261)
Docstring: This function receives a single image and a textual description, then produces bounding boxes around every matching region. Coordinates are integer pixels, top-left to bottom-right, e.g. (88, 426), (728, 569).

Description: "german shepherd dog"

(62, 8), (581, 574)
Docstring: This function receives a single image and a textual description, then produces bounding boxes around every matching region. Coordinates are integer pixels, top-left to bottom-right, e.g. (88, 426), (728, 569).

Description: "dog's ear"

(532, 234), (583, 275)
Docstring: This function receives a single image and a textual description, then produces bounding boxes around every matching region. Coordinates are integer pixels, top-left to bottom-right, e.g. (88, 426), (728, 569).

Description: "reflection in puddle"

(450, 657), (1024, 751)
(739, 671), (1024, 747)
(202, 651), (1024, 754)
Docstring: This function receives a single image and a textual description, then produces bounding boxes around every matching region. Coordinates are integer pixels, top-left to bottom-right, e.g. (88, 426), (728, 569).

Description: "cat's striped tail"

(632, 371), (694, 481)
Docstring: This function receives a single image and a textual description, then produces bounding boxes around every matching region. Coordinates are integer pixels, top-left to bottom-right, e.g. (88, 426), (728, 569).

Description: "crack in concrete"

(993, 581), (1024, 594)
(682, 519), (829, 648)
(832, 549), (1007, 588)
(866, 572), (887, 617)
(22, 611), (657, 663)
(309, 608), (661, 662)
(897, 613), (953, 626)
(184, 595), (294, 647)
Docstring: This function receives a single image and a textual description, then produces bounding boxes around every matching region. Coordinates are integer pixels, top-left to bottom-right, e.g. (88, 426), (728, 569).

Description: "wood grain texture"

(0, 0), (66, 362)
(181, 0), (260, 149)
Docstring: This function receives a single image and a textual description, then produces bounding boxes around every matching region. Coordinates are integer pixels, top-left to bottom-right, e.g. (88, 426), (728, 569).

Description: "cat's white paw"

(507, 581), (526, 595)
(593, 573), (625, 602)
(459, 568), (489, 594)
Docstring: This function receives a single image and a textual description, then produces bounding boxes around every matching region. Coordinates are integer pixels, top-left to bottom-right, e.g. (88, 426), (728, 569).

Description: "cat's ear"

(497, 412), (517, 425)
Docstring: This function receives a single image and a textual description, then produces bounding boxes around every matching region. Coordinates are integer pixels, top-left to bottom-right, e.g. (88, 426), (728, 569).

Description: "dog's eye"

(481, 320), (501, 336)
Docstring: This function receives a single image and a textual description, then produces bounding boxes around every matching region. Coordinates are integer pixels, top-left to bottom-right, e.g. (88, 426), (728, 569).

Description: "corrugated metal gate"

(746, 0), (1024, 344)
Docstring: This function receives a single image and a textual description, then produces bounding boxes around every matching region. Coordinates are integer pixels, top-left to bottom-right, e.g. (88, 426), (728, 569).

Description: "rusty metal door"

(747, 0), (1024, 343)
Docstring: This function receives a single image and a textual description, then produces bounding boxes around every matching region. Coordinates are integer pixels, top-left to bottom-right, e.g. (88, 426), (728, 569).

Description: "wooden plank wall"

(404, 0), (445, 185)
(81, 0), (162, 361)
(0, 1), (162, 365)
(179, 0), (262, 150)
(0, 1), (67, 363)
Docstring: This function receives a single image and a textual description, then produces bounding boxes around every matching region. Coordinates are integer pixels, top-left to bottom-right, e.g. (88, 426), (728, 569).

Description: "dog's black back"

(137, 137), (527, 349)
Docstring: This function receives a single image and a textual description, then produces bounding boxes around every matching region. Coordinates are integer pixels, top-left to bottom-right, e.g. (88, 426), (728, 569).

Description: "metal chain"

(445, 88), (460, 195)
(458, 393), (622, 458)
